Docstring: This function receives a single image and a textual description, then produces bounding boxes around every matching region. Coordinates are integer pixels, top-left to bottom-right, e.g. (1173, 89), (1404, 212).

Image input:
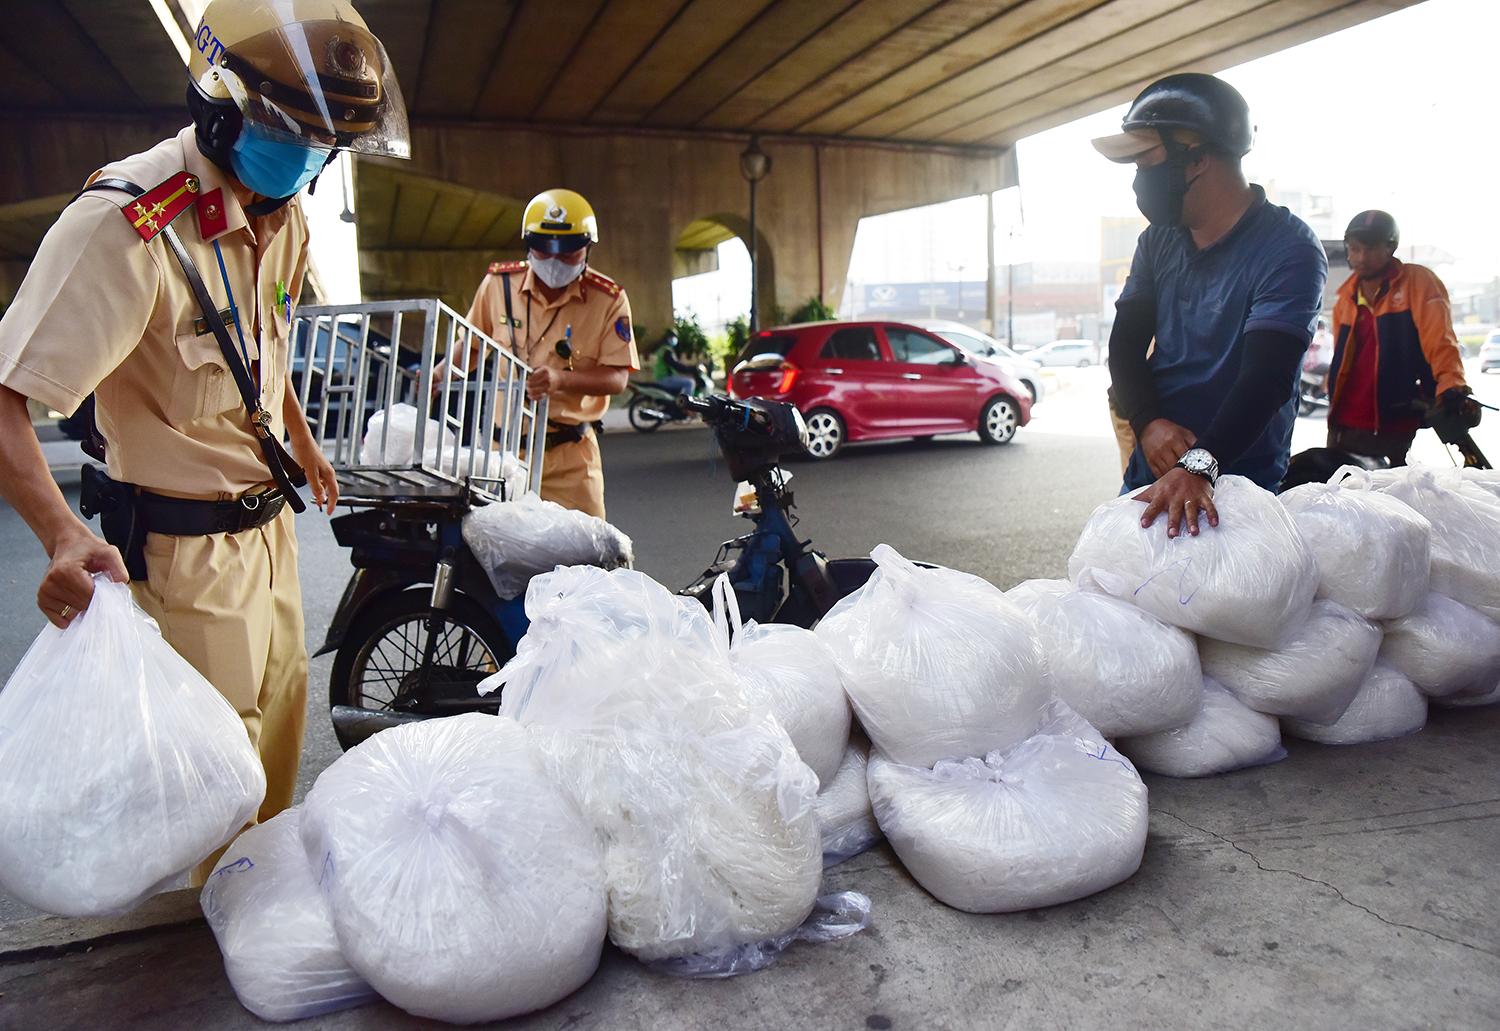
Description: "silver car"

(1480, 329), (1500, 374)
(906, 318), (1047, 404)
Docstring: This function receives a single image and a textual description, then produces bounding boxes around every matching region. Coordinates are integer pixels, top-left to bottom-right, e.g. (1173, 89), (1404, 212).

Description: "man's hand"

(1138, 418), (1197, 479)
(39, 524), (128, 628)
(1136, 466), (1218, 539)
(526, 365), (564, 400)
(288, 432), (338, 514)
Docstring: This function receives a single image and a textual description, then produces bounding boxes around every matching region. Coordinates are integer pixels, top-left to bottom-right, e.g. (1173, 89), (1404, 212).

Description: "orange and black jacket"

(1328, 258), (1466, 428)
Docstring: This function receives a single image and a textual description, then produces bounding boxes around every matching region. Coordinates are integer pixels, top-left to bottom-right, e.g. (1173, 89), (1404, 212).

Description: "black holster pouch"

(80, 464), (147, 581)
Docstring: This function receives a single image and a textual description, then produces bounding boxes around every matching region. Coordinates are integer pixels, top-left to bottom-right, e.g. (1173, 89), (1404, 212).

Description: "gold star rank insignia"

(122, 171), (199, 242)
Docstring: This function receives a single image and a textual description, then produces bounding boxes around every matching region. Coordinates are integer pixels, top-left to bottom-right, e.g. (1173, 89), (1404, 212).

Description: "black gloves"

(1440, 385), (1482, 427)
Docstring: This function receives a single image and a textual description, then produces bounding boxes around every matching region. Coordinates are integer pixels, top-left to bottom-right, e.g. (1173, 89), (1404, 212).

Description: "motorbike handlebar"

(675, 393), (771, 432)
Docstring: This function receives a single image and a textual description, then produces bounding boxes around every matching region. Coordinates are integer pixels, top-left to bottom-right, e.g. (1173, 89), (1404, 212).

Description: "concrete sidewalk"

(3, 703), (1497, 1031)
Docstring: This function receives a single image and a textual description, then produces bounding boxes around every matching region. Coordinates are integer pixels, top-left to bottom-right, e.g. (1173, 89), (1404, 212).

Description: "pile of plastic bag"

(0, 576), (265, 917)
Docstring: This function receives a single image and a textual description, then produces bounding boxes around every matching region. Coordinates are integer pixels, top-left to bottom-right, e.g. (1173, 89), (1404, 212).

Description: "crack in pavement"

(1155, 809), (1499, 959)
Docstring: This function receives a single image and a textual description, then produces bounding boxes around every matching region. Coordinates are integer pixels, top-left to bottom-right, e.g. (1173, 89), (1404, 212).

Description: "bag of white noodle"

(713, 575), (850, 787)
(1198, 599), (1382, 724)
(1378, 591), (1500, 698)
(1116, 676), (1286, 778)
(201, 808), (375, 1023)
(1358, 464), (1500, 621)
(815, 544), (1050, 769)
(462, 492), (633, 600)
(814, 729), (882, 868)
(1278, 480), (1431, 619)
(1005, 573), (1202, 737)
(867, 700), (1148, 913)
(299, 714), (607, 1025)
(1281, 659), (1426, 744)
(485, 566), (824, 969)
(0, 575), (264, 917)
(1068, 475), (1318, 648)
(359, 402), (453, 467)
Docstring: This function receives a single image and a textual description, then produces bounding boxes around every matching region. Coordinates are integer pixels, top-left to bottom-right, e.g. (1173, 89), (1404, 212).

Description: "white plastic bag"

(814, 730), (882, 868)
(647, 891), (872, 980)
(299, 713), (607, 1025)
(1117, 677), (1286, 778)
(714, 576), (850, 787)
(1277, 480), (1431, 619)
(462, 492), (633, 599)
(867, 700), (1148, 913)
(1378, 591), (1500, 698)
(488, 566), (823, 967)
(0, 576), (265, 917)
(1198, 599), (1382, 724)
(814, 544), (1051, 769)
(1282, 659), (1427, 745)
(1005, 574), (1202, 737)
(201, 808), (375, 1023)
(1067, 475), (1318, 648)
(359, 402), (454, 466)
(1364, 464), (1500, 621)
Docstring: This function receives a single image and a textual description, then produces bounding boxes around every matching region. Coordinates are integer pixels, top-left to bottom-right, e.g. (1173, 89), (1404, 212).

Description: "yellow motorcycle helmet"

(188, 0), (409, 159)
(522, 189), (599, 254)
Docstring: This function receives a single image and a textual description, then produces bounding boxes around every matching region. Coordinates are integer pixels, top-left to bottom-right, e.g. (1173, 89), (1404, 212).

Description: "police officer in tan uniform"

(0, 0), (408, 882)
(466, 189), (639, 519)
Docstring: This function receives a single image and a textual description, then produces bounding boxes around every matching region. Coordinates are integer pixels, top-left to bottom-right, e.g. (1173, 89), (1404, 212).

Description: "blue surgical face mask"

(230, 125), (333, 200)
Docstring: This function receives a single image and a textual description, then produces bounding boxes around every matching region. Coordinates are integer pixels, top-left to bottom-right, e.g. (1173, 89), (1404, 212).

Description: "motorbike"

(1298, 364), (1329, 416)
(1280, 394), (1491, 491)
(626, 360), (717, 431)
(322, 392), (888, 749)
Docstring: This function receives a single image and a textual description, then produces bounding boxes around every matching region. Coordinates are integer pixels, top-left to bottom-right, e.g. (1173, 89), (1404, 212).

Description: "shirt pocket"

(169, 332), (239, 424)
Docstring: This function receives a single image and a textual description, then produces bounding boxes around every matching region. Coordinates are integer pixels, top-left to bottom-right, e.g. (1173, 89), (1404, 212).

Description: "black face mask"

(1132, 159), (1191, 226)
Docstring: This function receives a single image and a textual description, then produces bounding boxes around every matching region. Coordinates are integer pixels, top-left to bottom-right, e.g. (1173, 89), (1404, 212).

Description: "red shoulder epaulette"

(582, 267), (622, 297)
(119, 171), (200, 242)
(488, 260), (527, 275)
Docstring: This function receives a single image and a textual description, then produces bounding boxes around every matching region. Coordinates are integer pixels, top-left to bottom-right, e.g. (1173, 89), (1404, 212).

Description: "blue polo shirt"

(1118, 186), (1327, 489)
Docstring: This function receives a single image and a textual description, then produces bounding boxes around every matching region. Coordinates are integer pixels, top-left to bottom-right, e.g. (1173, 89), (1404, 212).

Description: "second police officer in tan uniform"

(466, 189), (639, 519)
(0, 0), (409, 882)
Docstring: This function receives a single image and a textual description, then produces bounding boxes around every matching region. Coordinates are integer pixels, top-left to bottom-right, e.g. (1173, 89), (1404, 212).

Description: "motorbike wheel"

(329, 589), (515, 750)
(628, 393), (667, 432)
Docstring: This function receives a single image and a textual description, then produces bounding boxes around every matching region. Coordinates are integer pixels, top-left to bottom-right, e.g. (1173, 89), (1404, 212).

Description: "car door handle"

(825, 368), (844, 374)
(902, 373), (922, 380)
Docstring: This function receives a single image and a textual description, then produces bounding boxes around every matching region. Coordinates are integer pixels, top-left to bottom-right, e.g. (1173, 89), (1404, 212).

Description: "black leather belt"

(545, 420), (589, 450)
(135, 488), (287, 536)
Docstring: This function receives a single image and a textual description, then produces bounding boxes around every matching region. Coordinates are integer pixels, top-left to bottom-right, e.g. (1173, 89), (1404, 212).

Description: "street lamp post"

(739, 136), (771, 333)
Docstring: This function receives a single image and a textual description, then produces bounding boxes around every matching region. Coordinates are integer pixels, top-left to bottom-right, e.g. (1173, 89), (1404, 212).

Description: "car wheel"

(1023, 379), (1039, 403)
(1076, 358), (1092, 367)
(804, 408), (846, 459)
(978, 396), (1018, 444)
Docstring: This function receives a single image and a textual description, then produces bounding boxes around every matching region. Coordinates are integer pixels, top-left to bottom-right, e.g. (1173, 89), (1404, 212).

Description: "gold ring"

(60, 604), (72, 620)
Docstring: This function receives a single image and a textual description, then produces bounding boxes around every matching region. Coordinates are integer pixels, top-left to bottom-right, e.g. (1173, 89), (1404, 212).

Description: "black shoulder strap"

(500, 272), (519, 355)
(81, 177), (307, 512)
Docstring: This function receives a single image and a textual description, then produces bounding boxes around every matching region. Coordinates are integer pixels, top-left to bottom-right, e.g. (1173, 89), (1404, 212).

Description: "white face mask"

(528, 254), (586, 289)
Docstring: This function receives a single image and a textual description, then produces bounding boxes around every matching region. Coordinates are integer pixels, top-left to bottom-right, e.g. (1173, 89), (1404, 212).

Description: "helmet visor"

(217, 18), (409, 158)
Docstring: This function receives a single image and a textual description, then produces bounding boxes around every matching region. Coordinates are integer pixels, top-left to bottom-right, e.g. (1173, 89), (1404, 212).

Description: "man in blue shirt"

(1094, 74), (1327, 536)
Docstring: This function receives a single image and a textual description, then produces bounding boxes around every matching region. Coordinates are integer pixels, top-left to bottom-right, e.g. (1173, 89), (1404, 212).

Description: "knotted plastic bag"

(867, 700), (1148, 913)
(713, 575), (850, 787)
(1068, 475), (1318, 648)
(486, 566), (823, 968)
(1278, 480), (1431, 619)
(462, 492), (634, 600)
(1117, 676), (1286, 778)
(1361, 464), (1500, 622)
(814, 729), (882, 868)
(1198, 599), (1382, 724)
(201, 807), (375, 1024)
(299, 713), (607, 1025)
(1378, 591), (1500, 698)
(1005, 573), (1202, 737)
(0, 575), (265, 917)
(1282, 659), (1427, 745)
(815, 544), (1051, 769)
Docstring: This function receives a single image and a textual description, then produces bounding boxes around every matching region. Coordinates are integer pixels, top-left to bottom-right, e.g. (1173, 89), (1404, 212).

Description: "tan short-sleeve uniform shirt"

(0, 127), (308, 497)
(466, 262), (639, 425)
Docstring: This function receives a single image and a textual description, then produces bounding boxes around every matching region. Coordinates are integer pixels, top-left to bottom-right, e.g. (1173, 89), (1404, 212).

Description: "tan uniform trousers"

(129, 507), (307, 886)
(541, 431), (606, 519)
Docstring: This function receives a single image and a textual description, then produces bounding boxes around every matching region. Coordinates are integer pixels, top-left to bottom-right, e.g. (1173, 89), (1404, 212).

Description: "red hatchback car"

(730, 321), (1033, 459)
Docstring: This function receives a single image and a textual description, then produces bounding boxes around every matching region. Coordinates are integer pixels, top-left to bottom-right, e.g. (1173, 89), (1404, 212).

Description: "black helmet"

(1345, 210), (1399, 246)
(1121, 73), (1254, 157)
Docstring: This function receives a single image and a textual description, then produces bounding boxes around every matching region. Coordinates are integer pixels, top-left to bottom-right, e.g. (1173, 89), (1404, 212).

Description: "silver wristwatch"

(1175, 447), (1219, 485)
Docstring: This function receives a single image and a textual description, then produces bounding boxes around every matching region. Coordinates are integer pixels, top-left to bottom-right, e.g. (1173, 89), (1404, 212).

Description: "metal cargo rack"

(289, 299), (547, 505)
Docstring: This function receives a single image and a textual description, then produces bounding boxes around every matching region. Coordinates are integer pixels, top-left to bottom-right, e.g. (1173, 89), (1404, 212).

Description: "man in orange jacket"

(1326, 210), (1474, 464)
